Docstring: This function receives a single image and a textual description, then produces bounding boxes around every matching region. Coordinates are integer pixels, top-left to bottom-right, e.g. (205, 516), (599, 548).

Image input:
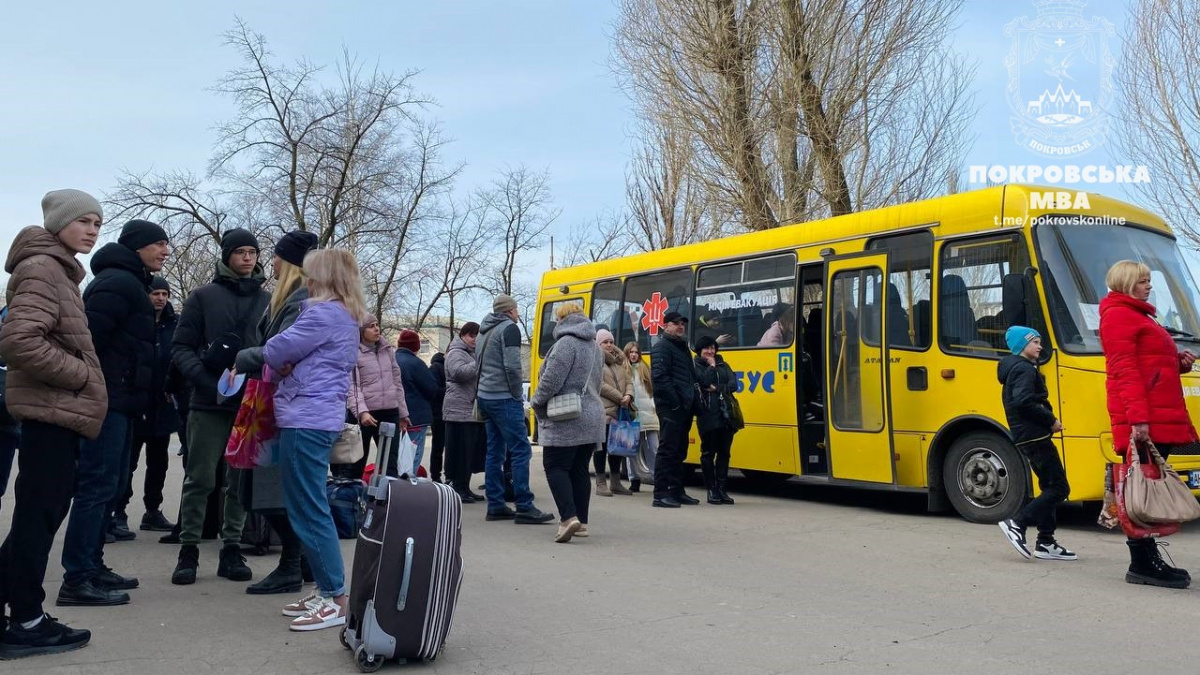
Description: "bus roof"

(542, 184), (1169, 289)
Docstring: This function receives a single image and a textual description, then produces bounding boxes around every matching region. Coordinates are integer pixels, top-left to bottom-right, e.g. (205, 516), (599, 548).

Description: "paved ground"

(3, 447), (1200, 675)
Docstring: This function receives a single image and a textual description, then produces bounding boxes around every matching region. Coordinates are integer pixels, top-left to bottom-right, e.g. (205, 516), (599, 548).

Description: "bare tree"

(1115, 0), (1200, 246)
(625, 120), (726, 251)
(482, 165), (560, 296)
(613, 0), (976, 230)
(557, 210), (637, 267)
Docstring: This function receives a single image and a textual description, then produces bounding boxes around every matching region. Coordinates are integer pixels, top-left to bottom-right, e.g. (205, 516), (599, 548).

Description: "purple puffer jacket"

(264, 300), (359, 432)
(349, 341), (408, 419)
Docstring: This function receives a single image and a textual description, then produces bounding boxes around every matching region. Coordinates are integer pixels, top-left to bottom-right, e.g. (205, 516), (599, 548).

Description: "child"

(996, 326), (1076, 561)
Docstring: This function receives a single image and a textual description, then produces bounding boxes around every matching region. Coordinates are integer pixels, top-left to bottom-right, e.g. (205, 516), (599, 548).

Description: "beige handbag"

(330, 423), (364, 464)
(1124, 435), (1200, 525)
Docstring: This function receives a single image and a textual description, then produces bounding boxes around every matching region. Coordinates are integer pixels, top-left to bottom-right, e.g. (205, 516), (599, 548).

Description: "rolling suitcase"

(341, 421), (464, 672)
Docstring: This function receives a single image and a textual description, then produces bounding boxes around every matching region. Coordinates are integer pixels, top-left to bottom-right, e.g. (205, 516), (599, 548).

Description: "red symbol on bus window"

(642, 292), (669, 336)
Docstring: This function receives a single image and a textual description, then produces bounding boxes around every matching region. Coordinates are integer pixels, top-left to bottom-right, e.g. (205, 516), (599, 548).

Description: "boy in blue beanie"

(996, 326), (1075, 561)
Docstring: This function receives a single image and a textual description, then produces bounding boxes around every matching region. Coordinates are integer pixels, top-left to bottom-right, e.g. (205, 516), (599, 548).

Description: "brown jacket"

(600, 345), (634, 421)
(0, 226), (107, 438)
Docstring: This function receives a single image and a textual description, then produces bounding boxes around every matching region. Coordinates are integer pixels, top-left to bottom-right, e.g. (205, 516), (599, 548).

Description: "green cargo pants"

(178, 409), (245, 546)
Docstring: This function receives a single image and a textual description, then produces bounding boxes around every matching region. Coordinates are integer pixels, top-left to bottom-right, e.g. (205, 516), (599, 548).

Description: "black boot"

(172, 545), (199, 585)
(717, 480), (735, 505)
(300, 554), (314, 583)
(109, 513), (136, 542)
(1148, 538), (1191, 581)
(706, 489), (722, 505)
(217, 543), (253, 582)
(245, 549), (302, 595)
(1126, 539), (1190, 589)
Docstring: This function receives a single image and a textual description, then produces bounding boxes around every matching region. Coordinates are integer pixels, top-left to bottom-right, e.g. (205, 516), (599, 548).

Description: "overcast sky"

(0, 0), (1152, 292)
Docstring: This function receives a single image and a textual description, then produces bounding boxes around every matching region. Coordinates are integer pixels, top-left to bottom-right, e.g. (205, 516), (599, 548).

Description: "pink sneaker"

(289, 596), (346, 632)
(281, 592), (322, 618)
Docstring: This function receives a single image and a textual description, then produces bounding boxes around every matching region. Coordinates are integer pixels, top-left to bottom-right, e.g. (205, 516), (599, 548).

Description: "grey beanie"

(493, 294), (517, 313)
(42, 189), (103, 234)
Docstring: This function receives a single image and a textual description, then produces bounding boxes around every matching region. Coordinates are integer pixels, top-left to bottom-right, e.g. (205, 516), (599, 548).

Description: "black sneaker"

(998, 519), (1031, 559)
(172, 545), (199, 585)
(652, 497), (682, 508)
(514, 507), (554, 524)
(1034, 540), (1078, 561)
(55, 579), (130, 607)
(93, 566), (140, 590)
(140, 510), (175, 532)
(486, 506), (517, 521)
(109, 515), (136, 542)
(629, 480), (641, 493)
(675, 492), (700, 506)
(217, 544), (253, 582)
(158, 531), (180, 544)
(0, 614), (90, 660)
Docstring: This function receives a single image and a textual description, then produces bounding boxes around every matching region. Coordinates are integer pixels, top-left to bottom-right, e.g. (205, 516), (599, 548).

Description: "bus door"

(824, 253), (896, 485)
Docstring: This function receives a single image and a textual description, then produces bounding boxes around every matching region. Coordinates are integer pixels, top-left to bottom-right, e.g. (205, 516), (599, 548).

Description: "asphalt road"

(3, 447), (1199, 675)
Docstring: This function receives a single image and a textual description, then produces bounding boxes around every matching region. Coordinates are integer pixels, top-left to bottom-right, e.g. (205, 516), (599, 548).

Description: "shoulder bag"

(1124, 435), (1200, 526)
(330, 366), (365, 464)
(546, 340), (596, 422)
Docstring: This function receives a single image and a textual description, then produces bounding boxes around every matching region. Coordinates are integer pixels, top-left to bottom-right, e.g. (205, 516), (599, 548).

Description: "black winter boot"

(1126, 539), (1189, 589)
(217, 543), (253, 582)
(300, 554), (314, 583)
(717, 480), (735, 505)
(1148, 538), (1191, 581)
(172, 545), (199, 585)
(245, 548), (301, 595)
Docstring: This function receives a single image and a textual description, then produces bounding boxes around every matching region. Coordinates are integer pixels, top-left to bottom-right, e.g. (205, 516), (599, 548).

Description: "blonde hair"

(269, 259), (305, 320)
(555, 302), (584, 321)
(1106, 260), (1151, 296)
(303, 249), (368, 323)
(624, 341), (653, 394)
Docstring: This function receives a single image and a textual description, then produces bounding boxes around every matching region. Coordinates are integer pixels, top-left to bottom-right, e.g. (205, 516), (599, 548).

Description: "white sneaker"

(281, 591), (322, 617)
(289, 596), (346, 632)
(998, 519), (1031, 559)
(1033, 541), (1078, 561)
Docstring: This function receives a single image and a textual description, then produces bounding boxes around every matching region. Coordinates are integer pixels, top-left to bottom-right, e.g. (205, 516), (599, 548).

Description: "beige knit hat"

(42, 189), (103, 234)
(493, 294), (517, 313)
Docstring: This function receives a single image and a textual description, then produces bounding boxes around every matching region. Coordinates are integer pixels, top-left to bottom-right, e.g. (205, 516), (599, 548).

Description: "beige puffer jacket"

(0, 226), (107, 438)
(600, 345), (634, 421)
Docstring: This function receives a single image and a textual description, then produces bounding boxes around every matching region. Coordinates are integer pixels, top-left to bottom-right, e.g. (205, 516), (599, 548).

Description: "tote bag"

(1124, 435), (1200, 526)
(225, 366), (278, 469)
(606, 408), (641, 457)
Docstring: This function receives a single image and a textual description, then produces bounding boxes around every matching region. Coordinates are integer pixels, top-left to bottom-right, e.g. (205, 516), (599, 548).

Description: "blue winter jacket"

(396, 347), (438, 427)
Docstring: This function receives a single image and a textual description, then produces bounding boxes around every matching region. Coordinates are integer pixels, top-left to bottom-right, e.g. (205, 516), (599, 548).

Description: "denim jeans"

(407, 427), (428, 477)
(279, 427), (345, 597)
(478, 397), (533, 511)
(61, 411), (133, 586)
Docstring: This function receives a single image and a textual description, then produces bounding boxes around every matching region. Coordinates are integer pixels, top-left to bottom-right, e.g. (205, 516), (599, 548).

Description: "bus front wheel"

(942, 432), (1027, 524)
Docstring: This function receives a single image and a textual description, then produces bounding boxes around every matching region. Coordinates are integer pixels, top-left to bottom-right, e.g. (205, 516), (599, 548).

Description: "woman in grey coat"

(443, 323), (486, 503)
(531, 304), (605, 543)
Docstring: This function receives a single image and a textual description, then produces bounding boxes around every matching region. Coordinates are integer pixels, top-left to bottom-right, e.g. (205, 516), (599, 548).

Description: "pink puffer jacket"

(349, 340), (408, 419)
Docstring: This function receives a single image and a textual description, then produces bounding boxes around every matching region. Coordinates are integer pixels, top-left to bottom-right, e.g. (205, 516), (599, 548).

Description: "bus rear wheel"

(942, 432), (1027, 524)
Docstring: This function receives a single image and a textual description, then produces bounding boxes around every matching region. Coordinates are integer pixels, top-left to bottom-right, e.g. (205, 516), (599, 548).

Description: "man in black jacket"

(650, 311), (700, 508)
(170, 229), (269, 586)
(113, 277), (180, 535)
(59, 219), (169, 607)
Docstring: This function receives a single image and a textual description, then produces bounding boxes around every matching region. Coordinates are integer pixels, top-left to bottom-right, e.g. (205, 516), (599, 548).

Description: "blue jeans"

(279, 427), (345, 597)
(61, 411), (133, 586)
(409, 427), (427, 477)
(478, 398), (533, 511)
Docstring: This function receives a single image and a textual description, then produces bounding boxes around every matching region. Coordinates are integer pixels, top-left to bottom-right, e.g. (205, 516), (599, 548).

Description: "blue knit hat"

(1005, 326), (1040, 355)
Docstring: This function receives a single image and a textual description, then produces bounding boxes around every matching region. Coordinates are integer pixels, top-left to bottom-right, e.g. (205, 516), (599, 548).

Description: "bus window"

(939, 234), (1031, 357)
(695, 253), (797, 349)
(829, 268), (884, 431)
(591, 280), (623, 337)
(623, 269), (693, 351)
(868, 230), (933, 349)
(538, 298), (583, 357)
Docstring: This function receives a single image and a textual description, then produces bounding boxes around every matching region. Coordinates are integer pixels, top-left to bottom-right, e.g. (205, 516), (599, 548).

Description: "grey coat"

(442, 336), (478, 423)
(531, 312), (605, 448)
(477, 311), (523, 401)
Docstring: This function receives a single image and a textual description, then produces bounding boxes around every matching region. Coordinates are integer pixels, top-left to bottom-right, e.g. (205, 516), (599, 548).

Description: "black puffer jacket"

(137, 303), (181, 437)
(430, 352), (446, 420)
(172, 262), (269, 412)
(83, 243), (155, 414)
(997, 354), (1057, 446)
(694, 353), (738, 434)
(651, 333), (698, 418)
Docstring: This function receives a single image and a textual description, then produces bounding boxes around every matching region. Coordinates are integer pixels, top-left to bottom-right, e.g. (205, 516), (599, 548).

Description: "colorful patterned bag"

(225, 367), (278, 469)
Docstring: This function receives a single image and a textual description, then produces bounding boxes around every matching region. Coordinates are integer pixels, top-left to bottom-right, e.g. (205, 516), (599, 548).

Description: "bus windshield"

(1035, 217), (1200, 354)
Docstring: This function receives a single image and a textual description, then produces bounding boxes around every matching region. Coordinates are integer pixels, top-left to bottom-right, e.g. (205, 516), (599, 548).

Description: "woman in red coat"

(1100, 260), (1198, 589)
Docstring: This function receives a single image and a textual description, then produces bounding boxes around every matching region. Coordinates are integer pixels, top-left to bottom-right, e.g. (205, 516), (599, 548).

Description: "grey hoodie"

(476, 311), (523, 401)
(531, 312), (606, 448)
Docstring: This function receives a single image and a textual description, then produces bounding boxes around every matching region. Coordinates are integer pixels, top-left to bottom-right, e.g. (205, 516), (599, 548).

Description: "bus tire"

(942, 432), (1027, 524)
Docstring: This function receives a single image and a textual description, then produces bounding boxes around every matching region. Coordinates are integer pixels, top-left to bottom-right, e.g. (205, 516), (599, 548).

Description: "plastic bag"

(224, 368), (277, 469)
(606, 409), (641, 458)
(396, 431), (418, 478)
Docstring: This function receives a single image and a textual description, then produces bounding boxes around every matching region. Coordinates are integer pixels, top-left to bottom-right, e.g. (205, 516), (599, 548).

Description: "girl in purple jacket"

(263, 249), (364, 632)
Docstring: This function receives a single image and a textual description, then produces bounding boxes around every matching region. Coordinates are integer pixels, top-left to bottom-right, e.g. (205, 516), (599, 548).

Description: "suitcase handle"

(397, 536), (414, 611)
(369, 422), (397, 500)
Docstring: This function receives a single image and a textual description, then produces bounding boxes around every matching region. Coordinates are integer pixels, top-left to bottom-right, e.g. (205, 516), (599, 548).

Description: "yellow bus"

(531, 185), (1200, 522)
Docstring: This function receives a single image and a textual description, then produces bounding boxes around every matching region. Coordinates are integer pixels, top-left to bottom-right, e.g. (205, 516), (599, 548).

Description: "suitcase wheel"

(355, 645), (383, 673)
(339, 626), (352, 651)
